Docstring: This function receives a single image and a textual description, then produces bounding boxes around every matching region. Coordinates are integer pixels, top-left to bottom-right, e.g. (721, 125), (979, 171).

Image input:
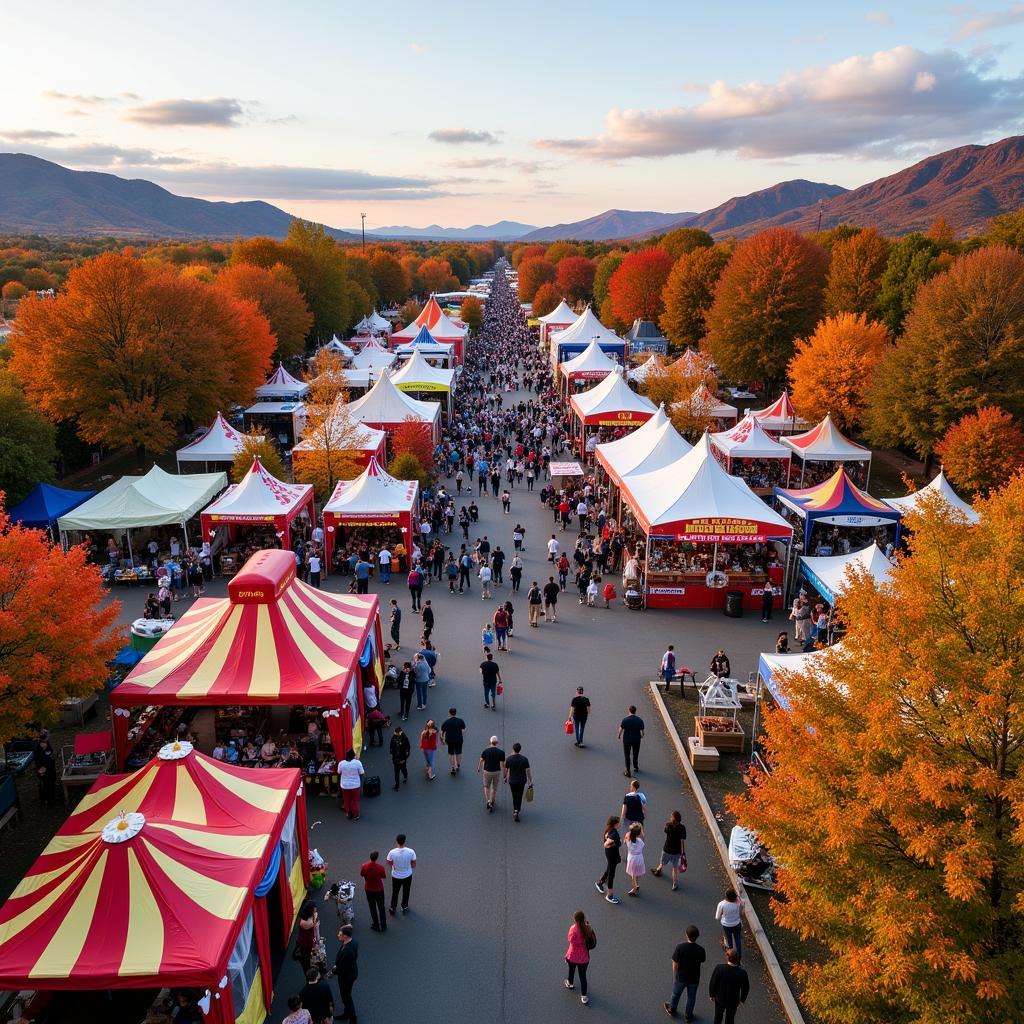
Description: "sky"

(2, 0), (1023, 230)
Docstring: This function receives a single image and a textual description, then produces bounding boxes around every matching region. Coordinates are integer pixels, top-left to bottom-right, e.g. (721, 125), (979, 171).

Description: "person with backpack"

(564, 910), (596, 1005)
(389, 726), (411, 790)
(446, 553), (459, 593)
(527, 580), (543, 627)
(407, 566), (424, 611)
(459, 550), (473, 593)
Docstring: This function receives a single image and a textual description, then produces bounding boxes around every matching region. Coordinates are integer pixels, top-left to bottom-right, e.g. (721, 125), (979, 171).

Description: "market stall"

(668, 348), (713, 377)
(200, 457), (315, 569)
(619, 434), (793, 610)
(711, 412), (792, 491)
(549, 306), (626, 369)
(558, 338), (623, 396)
(390, 347), (456, 416)
(349, 338), (397, 374)
(537, 298), (578, 347)
(625, 319), (668, 356)
(781, 413), (871, 486)
(243, 402), (307, 448)
(569, 369), (656, 458)
(750, 389), (807, 435)
(391, 295), (468, 364)
(255, 364), (309, 401)
(111, 548), (385, 769)
(0, 741), (309, 1024)
(596, 404), (692, 484)
(883, 469), (979, 524)
(345, 372), (442, 446)
(394, 325), (454, 367)
(322, 457), (420, 573)
(176, 412), (251, 473)
(6, 482), (95, 539)
(354, 310), (392, 337)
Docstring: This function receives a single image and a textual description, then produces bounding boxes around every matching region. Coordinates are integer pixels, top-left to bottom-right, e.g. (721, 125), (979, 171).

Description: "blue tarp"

(7, 483), (95, 528)
(255, 842), (282, 897)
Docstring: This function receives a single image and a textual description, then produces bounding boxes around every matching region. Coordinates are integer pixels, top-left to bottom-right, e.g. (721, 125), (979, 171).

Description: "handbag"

(564, 719), (574, 735)
(497, 682), (503, 696)
(525, 783), (534, 802)
(584, 925), (597, 951)
(680, 853), (687, 873)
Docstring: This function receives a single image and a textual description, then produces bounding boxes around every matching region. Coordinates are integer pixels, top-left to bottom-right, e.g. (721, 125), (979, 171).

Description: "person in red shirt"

(603, 580), (617, 608)
(360, 850), (388, 932)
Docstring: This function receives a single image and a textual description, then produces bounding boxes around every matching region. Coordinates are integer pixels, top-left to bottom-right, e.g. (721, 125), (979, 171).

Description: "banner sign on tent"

(333, 516), (405, 528)
(208, 513), (278, 523)
(228, 552), (296, 604)
(395, 382), (450, 392)
(550, 462), (584, 477)
(594, 412), (650, 426)
(668, 517), (786, 543)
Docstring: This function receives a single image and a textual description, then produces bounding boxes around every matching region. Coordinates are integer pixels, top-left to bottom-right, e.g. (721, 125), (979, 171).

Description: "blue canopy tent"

(6, 483), (95, 536)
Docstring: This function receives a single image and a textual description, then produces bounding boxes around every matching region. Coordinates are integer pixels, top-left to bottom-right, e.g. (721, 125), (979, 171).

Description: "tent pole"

(182, 519), (191, 552)
(752, 673), (763, 759)
(642, 530), (651, 609)
(126, 528), (135, 568)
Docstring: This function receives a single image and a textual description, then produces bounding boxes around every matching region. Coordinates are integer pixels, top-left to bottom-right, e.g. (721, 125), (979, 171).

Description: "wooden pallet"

(687, 735), (720, 772)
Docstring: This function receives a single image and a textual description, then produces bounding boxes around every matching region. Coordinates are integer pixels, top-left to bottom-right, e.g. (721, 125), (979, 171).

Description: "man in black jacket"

(665, 924), (706, 1019)
(299, 966), (333, 1024)
(389, 726), (411, 790)
(707, 947), (749, 1024)
(331, 925), (358, 1023)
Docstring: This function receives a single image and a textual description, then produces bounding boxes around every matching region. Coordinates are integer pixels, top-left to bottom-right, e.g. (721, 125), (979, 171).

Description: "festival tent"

(200, 457), (315, 551)
(711, 412), (792, 487)
(111, 548), (385, 767)
(390, 347), (455, 415)
(799, 542), (892, 605)
(774, 467), (902, 549)
(176, 412), (251, 471)
(595, 404), (693, 486)
(350, 337), (397, 373)
(0, 740), (309, 1024)
(6, 483), (95, 531)
(58, 466), (226, 542)
(255, 364), (309, 401)
(537, 299), (578, 345)
(883, 469), (979, 525)
(570, 368), (656, 437)
(346, 372), (441, 444)
(756, 646), (838, 711)
(394, 325), (454, 365)
(391, 296), (467, 363)
(559, 338), (622, 392)
(683, 382), (738, 421)
(627, 353), (662, 384)
(781, 413), (871, 485)
(750, 390), (807, 434)
(292, 419), (386, 472)
(668, 348), (713, 376)
(322, 335), (356, 359)
(549, 306), (625, 366)
(322, 457), (420, 568)
(354, 310), (392, 336)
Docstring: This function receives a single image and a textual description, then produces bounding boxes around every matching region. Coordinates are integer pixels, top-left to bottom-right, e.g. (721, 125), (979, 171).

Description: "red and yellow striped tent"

(111, 549), (385, 768)
(0, 743), (309, 1024)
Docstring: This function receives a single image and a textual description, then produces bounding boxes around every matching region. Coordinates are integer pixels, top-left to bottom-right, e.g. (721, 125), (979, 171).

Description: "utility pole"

(361, 212), (366, 253)
(816, 199), (824, 234)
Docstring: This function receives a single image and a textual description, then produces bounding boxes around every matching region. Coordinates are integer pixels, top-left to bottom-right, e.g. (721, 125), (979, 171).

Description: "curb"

(647, 681), (806, 1024)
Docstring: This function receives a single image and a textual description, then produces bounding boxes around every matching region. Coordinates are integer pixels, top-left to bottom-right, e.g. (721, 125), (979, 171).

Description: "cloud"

(442, 157), (551, 175)
(534, 46), (1024, 161)
(865, 10), (893, 25)
(125, 97), (244, 127)
(0, 129), (71, 141)
(952, 4), (1024, 39)
(428, 128), (498, 145)
(3, 142), (190, 167)
(410, 41), (428, 53)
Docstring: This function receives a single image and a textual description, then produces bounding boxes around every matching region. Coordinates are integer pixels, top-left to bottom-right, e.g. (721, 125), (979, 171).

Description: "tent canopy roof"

(394, 325), (453, 355)
(711, 412), (792, 460)
(883, 469), (979, 524)
(201, 457), (313, 521)
(775, 467), (899, 524)
(781, 413), (869, 461)
(683, 382), (737, 419)
(757, 645), (838, 710)
(392, 296), (467, 340)
(550, 305), (621, 347)
(7, 483), (95, 528)
(750, 390), (807, 431)
(176, 411), (249, 463)
(58, 466), (226, 532)
(800, 542), (892, 604)
(0, 744), (297, 988)
(537, 299), (577, 324)
(324, 457), (419, 518)
(350, 343), (397, 372)
(627, 353), (662, 383)
(570, 368), (656, 419)
(390, 348), (455, 390)
(560, 338), (621, 378)
(113, 549), (378, 707)
(292, 419), (386, 454)
(255, 364), (309, 400)
(621, 434), (794, 540)
(346, 372), (441, 427)
(323, 336), (356, 358)
(595, 405), (693, 483)
(354, 311), (391, 334)
(668, 348), (712, 375)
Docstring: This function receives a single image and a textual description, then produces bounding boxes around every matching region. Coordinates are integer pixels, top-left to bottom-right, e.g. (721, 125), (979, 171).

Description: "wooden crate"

(688, 735), (720, 772)
(695, 717), (745, 753)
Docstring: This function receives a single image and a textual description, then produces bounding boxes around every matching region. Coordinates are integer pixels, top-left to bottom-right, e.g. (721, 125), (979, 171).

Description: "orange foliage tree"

(0, 505), (122, 742)
(641, 362), (718, 439)
(934, 406), (1024, 496)
(10, 252), (275, 456)
(556, 255), (596, 303)
(459, 295), (483, 332)
(660, 245), (731, 350)
(788, 313), (891, 431)
(214, 262), (312, 360)
(417, 257), (459, 295)
(823, 227), (890, 317)
(730, 478), (1024, 1024)
(530, 283), (561, 318)
(608, 246), (674, 324)
(516, 256), (557, 303)
(705, 227), (828, 388)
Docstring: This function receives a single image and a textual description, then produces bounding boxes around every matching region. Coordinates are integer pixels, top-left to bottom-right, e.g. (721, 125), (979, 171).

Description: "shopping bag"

(525, 784), (534, 802)
(564, 719), (574, 735)
(680, 854), (687, 873)
(497, 682), (503, 696)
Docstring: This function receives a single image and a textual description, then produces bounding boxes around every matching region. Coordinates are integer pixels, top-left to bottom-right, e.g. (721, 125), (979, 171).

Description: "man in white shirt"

(169, 537), (181, 558)
(547, 535), (560, 562)
(576, 500), (589, 532)
(312, 523), (324, 545)
(378, 546), (392, 584)
(308, 552), (322, 589)
(479, 562), (492, 600)
(387, 833), (417, 914)
(338, 748), (365, 820)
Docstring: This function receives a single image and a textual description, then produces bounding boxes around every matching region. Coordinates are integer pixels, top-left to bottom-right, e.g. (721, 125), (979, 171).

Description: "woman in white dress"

(625, 822), (646, 897)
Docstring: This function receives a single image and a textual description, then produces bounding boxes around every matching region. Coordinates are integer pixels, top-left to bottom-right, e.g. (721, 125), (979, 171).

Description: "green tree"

(658, 227), (713, 261)
(986, 208), (1024, 251)
(286, 219), (354, 340)
(660, 245), (731, 350)
(0, 368), (56, 505)
(876, 233), (941, 334)
(231, 432), (287, 483)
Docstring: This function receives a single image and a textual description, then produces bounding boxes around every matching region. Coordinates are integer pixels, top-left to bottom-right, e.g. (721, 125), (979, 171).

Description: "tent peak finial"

(102, 810), (146, 843)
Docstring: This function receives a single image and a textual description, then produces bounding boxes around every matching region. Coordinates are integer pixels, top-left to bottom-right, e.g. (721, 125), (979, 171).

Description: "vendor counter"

(645, 566), (783, 610)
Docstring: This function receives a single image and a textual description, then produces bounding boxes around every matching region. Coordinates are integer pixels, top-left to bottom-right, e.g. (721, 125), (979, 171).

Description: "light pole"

(361, 212), (366, 253)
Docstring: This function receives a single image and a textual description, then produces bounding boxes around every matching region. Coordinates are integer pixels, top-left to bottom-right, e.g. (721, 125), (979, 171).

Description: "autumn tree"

(592, 251), (625, 308)
(986, 208), (1024, 251)
(1, 280), (27, 314)
(876, 233), (941, 334)
(0, 507), (122, 743)
(214, 262), (312, 360)
(459, 295), (483, 332)
(934, 406), (1024, 497)
(285, 219), (356, 340)
(705, 228), (828, 388)
(730, 478), (1024, 1024)
(660, 245), (731, 350)
(511, 244), (546, 268)
(555, 255), (596, 303)
(608, 247), (674, 324)
(10, 253), (275, 456)
(658, 227), (713, 261)
(640, 362), (718, 439)
(544, 241), (581, 264)
(397, 299), (421, 330)
(788, 314), (890, 431)
(864, 245), (1024, 460)
(389, 417), (435, 487)
(417, 257), (459, 295)
(530, 283), (560, 318)
(517, 256), (558, 303)
(369, 250), (411, 306)
(823, 227), (890, 317)
(231, 432), (287, 483)
(0, 368), (56, 506)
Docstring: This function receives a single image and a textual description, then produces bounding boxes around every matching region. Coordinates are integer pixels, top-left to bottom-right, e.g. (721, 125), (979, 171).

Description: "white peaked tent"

(628, 353), (662, 384)
(570, 368), (657, 426)
(669, 348), (712, 376)
(350, 338), (397, 372)
(682, 382), (738, 420)
(537, 299), (578, 344)
(391, 347), (455, 393)
(354, 310), (392, 335)
(782, 413), (871, 485)
(322, 336), (356, 359)
(883, 469), (979, 524)
(800, 542), (892, 605)
(750, 390), (807, 433)
(711, 412), (792, 462)
(176, 412), (251, 470)
(560, 338), (622, 385)
(550, 306), (622, 351)
(346, 371), (441, 441)
(255, 364), (309, 400)
(596, 404), (693, 485)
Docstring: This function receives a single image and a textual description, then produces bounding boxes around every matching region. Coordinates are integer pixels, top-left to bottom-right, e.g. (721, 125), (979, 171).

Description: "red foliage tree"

(608, 246), (674, 324)
(935, 406), (1024, 496)
(517, 256), (557, 303)
(556, 255), (596, 303)
(531, 283), (561, 318)
(391, 416), (435, 472)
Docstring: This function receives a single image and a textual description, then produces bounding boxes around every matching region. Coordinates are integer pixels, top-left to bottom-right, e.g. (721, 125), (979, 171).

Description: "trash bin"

(724, 590), (744, 618)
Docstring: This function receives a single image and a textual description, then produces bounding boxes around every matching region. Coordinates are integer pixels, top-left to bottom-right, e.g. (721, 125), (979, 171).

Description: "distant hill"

(519, 209), (694, 242)
(0, 153), (360, 240)
(366, 220), (535, 241)
(729, 136), (1024, 238)
(649, 180), (848, 238)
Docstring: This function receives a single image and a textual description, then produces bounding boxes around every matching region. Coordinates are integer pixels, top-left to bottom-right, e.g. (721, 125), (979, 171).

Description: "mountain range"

(519, 209), (693, 242)
(364, 220), (535, 241)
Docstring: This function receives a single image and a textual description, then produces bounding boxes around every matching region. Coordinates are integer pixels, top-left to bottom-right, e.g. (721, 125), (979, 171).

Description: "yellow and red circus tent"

(0, 741), (309, 1024)
(111, 549), (385, 767)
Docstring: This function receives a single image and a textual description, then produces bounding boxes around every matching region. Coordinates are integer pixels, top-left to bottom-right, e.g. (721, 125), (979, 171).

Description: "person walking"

(389, 599), (401, 650)
(480, 651), (502, 709)
(283, 994), (312, 1024)
(620, 778), (647, 832)
(493, 605), (510, 651)
(543, 576), (560, 622)
(491, 546), (505, 586)
(441, 707), (466, 774)
(477, 735), (505, 812)
(359, 851), (387, 932)
(308, 550), (322, 589)
(595, 815), (622, 904)
(479, 561), (492, 600)
(708, 948), (750, 1024)
(760, 583), (774, 623)
(527, 580), (542, 627)
(387, 834), (417, 915)
(624, 822), (646, 896)
(665, 925), (706, 1020)
(715, 888), (745, 958)
(503, 741), (532, 821)
(568, 686), (591, 747)
(512, 524), (525, 552)
(299, 967), (334, 1024)
(407, 565), (424, 611)
(338, 748), (364, 820)
(661, 644), (678, 690)
(618, 705), (645, 777)
(547, 534), (560, 562)
(446, 554), (459, 593)
(294, 902), (321, 976)
(481, 621), (496, 653)
(33, 733), (57, 806)
(397, 662), (415, 721)
(354, 555), (370, 594)
(330, 925), (359, 1024)
(377, 544), (392, 584)
(419, 720), (438, 780)
(563, 910), (595, 1006)
(411, 652), (431, 710)
(651, 810), (687, 890)
(509, 553), (523, 592)
(389, 726), (411, 790)
(459, 549), (473, 593)
(420, 600), (434, 642)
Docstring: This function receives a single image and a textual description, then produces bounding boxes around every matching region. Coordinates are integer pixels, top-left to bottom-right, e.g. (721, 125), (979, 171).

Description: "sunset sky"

(3, 0), (1023, 230)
